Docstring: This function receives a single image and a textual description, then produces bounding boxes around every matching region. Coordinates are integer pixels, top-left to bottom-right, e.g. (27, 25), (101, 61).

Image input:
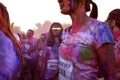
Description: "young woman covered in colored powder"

(41, 22), (63, 80)
(57, 0), (117, 80)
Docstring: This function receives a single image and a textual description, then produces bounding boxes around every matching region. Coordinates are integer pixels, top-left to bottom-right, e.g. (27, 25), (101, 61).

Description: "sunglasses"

(27, 31), (31, 34)
(51, 27), (62, 31)
(40, 35), (45, 39)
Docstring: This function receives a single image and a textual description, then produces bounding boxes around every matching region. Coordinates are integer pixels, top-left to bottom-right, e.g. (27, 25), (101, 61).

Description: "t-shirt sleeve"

(93, 22), (114, 49)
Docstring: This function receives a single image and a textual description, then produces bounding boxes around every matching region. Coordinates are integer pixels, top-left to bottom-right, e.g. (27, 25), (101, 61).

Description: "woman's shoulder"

(0, 31), (15, 54)
(90, 18), (109, 27)
(0, 31), (19, 79)
(0, 31), (17, 56)
(62, 26), (72, 35)
(0, 31), (10, 44)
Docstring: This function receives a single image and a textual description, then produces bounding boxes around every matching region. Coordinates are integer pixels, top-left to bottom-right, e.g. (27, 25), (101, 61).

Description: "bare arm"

(49, 69), (59, 80)
(97, 43), (117, 80)
(40, 48), (49, 76)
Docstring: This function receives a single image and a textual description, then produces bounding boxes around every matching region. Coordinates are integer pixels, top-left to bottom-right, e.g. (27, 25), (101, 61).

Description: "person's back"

(0, 2), (23, 80)
(0, 31), (19, 80)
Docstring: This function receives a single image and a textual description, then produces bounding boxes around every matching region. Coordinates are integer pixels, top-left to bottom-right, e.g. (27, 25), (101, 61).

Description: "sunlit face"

(51, 24), (62, 36)
(58, 0), (72, 14)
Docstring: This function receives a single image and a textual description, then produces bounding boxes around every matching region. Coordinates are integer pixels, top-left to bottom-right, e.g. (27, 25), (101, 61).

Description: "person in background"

(37, 33), (48, 55)
(41, 22), (63, 80)
(37, 33), (47, 66)
(10, 22), (22, 48)
(106, 8), (120, 80)
(0, 2), (23, 80)
(36, 33), (48, 80)
(21, 29), (38, 80)
(57, 0), (117, 80)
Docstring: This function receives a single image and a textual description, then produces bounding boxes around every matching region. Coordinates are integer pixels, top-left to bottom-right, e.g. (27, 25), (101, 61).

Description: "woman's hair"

(106, 9), (120, 29)
(89, 0), (98, 19)
(46, 22), (63, 47)
(0, 2), (24, 71)
(76, 0), (98, 19)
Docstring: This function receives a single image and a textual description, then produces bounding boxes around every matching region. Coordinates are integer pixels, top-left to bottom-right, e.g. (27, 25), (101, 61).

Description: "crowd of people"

(0, 0), (120, 80)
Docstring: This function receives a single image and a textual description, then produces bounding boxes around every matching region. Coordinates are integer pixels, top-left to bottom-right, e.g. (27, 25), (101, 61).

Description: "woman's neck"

(70, 12), (90, 33)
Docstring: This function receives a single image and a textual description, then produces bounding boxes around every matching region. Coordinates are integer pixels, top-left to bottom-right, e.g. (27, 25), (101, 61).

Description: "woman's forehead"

(53, 24), (60, 27)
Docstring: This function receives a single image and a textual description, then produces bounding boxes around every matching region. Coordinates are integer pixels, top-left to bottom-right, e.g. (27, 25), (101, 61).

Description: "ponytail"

(89, 1), (98, 19)
(85, 0), (98, 19)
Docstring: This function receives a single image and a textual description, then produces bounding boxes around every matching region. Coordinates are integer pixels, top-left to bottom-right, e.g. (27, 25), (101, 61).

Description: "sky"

(0, 0), (120, 32)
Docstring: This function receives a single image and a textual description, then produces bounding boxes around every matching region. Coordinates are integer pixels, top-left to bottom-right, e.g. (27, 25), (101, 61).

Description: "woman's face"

(27, 30), (33, 38)
(58, 0), (73, 14)
(106, 20), (116, 31)
(51, 24), (62, 36)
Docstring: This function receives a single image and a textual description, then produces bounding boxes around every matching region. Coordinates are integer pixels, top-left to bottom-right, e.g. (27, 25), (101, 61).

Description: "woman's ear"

(111, 20), (116, 26)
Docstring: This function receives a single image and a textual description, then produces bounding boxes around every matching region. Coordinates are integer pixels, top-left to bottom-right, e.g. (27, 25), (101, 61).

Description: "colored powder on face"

(81, 48), (90, 60)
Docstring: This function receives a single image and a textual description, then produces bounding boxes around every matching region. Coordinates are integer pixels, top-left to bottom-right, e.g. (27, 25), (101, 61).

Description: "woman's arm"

(49, 69), (59, 80)
(40, 48), (49, 78)
(97, 43), (117, 80)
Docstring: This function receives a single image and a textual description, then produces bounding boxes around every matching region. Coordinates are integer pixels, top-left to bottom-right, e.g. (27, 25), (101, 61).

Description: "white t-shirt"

(14, 33), (20, 41)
